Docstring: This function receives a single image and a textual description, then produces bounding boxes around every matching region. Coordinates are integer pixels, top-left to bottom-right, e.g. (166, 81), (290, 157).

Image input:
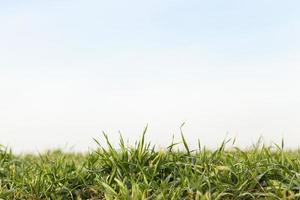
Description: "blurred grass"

(1, 130), (300, 199)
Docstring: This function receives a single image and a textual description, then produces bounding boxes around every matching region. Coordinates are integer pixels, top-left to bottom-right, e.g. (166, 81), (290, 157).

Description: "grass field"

(1, 128), (300, 199)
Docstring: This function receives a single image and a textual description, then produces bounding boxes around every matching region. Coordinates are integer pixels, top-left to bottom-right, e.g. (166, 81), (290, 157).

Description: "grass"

(1, 128), (300, 199)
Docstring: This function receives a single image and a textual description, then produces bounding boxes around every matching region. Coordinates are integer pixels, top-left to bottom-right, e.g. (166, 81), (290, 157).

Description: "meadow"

(1, 128), (300, 199)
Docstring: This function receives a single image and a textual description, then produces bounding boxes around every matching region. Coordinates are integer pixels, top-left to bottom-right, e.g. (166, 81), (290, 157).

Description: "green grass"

(1, 129), (300, 199)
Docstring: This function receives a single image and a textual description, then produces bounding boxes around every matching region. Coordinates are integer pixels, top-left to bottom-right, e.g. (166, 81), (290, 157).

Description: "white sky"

(1, 1), (300, 152)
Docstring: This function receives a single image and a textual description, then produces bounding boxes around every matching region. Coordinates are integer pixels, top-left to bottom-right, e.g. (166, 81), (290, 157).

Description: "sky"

(1, 0), (300, 152)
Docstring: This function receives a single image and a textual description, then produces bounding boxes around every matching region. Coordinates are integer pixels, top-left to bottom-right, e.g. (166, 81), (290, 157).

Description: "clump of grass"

(1, 129), (300, 199)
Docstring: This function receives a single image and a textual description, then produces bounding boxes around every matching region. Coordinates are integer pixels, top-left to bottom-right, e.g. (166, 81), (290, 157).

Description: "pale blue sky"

(1, 1), (300, 152)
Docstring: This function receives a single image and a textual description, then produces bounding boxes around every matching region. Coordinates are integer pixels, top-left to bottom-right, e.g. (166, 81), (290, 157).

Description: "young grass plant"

(1, 129), (300, 199)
